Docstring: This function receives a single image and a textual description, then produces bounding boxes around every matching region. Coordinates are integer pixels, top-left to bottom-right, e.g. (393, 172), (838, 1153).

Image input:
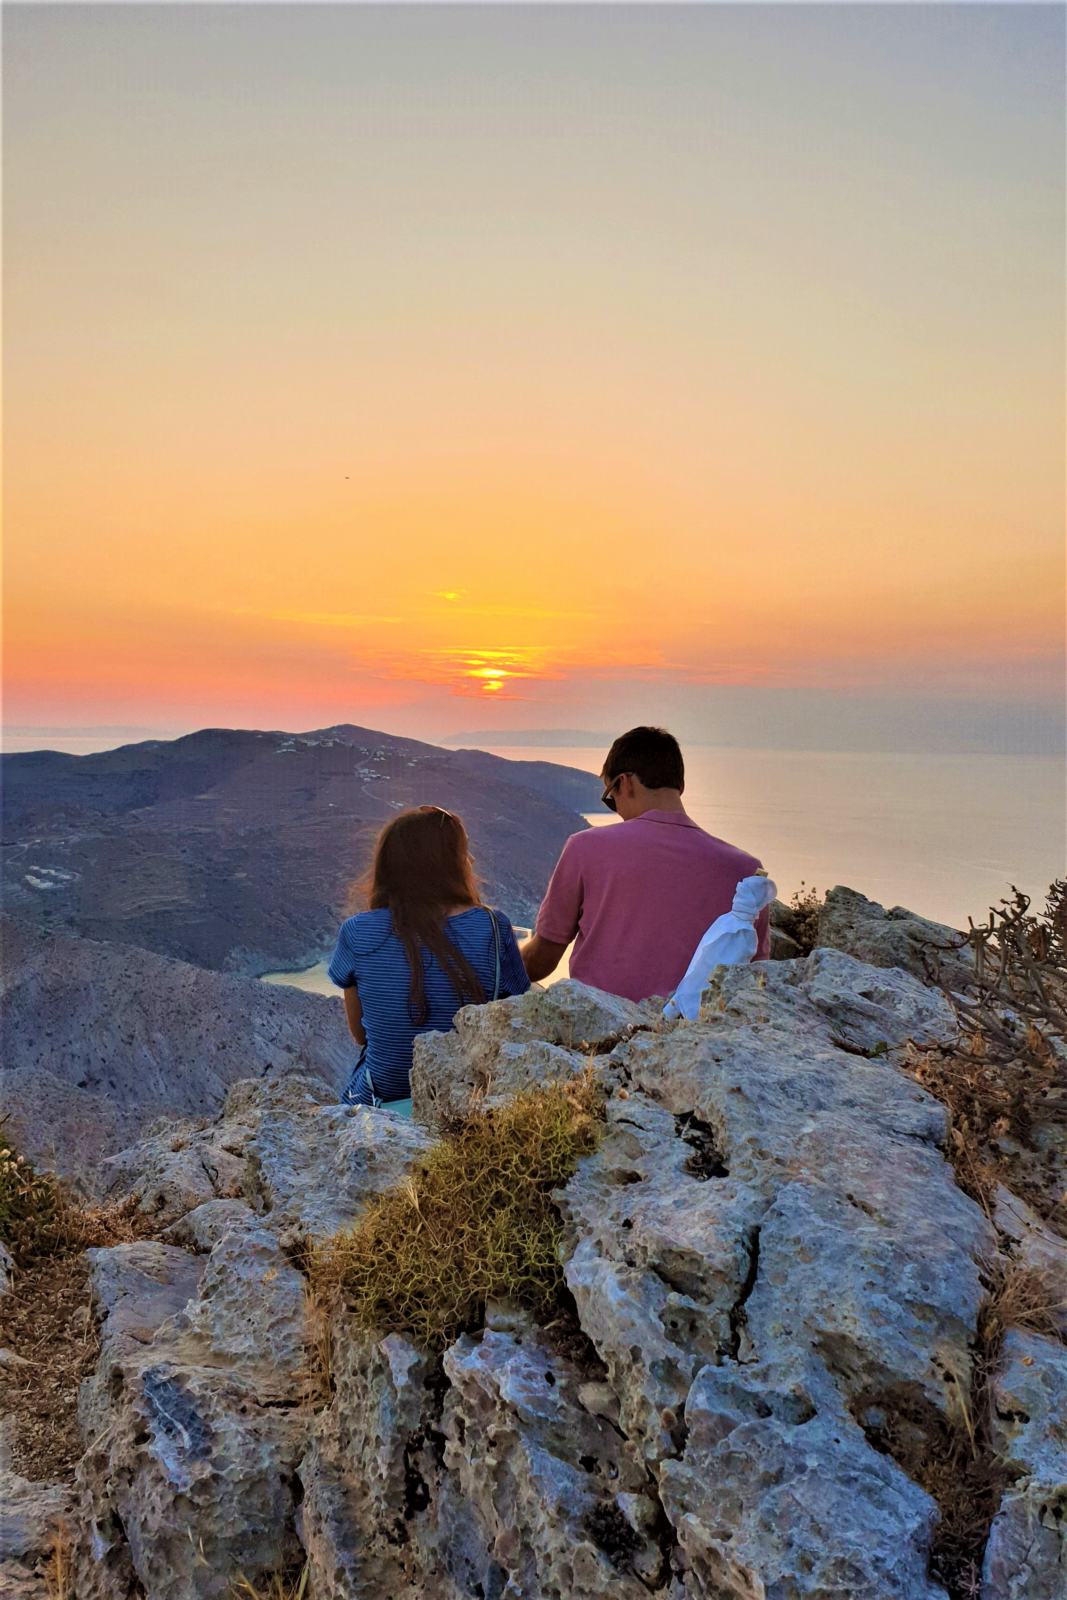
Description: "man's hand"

(521, 933), (568, 982)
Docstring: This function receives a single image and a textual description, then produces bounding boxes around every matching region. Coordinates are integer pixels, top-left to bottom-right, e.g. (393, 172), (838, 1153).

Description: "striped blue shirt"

(328, 906), (531, 1105)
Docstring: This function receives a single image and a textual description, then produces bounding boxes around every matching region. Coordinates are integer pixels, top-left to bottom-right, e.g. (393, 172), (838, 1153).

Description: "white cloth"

(663, 875), (777, 1020)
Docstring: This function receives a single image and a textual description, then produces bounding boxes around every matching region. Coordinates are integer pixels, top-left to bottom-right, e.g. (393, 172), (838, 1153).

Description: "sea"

(262, 744), (1066, 997)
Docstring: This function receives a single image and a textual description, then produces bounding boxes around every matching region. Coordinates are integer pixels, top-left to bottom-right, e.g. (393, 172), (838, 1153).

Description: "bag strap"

(487, 907), (502, 1001)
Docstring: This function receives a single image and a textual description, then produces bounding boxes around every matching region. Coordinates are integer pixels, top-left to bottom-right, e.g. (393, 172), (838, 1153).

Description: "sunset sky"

(4, 3), (1064, 754)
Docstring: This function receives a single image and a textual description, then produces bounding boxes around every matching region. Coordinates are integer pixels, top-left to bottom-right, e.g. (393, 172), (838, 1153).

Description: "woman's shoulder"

(457, 905), (524, 957)
(336, 908), (394, 955)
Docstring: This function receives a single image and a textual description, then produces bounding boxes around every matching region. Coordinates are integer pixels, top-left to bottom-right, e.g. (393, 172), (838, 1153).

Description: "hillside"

(1, 725), (601, 972)
(0, 915), (353, 1190)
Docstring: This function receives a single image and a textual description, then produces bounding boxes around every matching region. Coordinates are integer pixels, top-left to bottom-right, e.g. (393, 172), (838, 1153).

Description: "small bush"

(1, 1127), (153, 1268)
(789, 883), (823, 956)
(310, 1073), (603, 1352)
(1, 1137), (66, 1266)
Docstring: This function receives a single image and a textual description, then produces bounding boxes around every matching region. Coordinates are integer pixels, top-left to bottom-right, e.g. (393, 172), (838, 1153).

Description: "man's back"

(534, 809), (769, 1003)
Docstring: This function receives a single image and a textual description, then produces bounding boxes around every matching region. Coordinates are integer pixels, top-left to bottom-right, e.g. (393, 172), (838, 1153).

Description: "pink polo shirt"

(535, 809), (770, 1003)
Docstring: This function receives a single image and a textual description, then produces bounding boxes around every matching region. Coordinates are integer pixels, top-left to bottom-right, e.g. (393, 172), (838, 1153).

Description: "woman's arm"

(343, 984), (366, 1046)
(496, 913), (534, 996)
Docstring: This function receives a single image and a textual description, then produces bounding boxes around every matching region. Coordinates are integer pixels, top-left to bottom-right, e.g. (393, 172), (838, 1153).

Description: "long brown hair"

(360, 806), (487, 1024)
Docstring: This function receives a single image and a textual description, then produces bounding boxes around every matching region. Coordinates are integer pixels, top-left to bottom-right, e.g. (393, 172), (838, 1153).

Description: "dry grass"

(983, 1259), (1065, 1344)
(309, 1072), (603, 1352)
(43, 1528), (75, 1600)
(0, 1253), (101, 1482)
(230, 1565), (309, 1600)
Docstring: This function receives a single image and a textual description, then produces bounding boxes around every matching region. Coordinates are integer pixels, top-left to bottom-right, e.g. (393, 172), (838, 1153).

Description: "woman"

(328, 805), (530, 1112)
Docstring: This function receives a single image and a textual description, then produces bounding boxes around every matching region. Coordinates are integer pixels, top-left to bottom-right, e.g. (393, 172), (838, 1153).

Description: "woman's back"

(329, 904), (530, 1105)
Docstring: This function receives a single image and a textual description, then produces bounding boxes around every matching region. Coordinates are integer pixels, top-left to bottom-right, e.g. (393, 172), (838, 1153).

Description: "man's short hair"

(603, 726), (684, 792)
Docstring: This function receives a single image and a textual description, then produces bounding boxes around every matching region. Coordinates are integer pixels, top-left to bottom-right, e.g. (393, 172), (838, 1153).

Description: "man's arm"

(521, 933), (569, 982)
(522, 835), (583, 982)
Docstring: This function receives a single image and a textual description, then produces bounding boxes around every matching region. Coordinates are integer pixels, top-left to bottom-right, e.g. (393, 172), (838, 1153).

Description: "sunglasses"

(600, 773), (630, 813)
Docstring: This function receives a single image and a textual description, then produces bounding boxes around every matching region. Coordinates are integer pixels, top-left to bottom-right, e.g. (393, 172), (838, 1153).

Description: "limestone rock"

(770, 925), (803, 960)
(982, 1490), (1067, 1600)
(439, 1326), (665, 1597)
(152, 1227), (310, 1401)
(80, 1241), (205, 1442)
(768, 899), (806, 960)
(101, 1070), (432, 1244)
(54, 937), (1065, 1599)
(817, 885), (973, 990)
(241, 1078), (433, 1242)
(412, 1030), (590, 1133)
(0, 1469), (73, 1600)
(299, 1322), (438, 1599)
(983, 1329), (1067, 1600)
(99, 1117), (253, 1226)
(412, 980), (645, 1130)
(561, 957), (991, 1485)
(702, 946), (958, 1055)
(75, 1358), (309, 1600)
(161, 1198), (260, 1252)
(74, 1224), (314, 1598)
(559, 1091), (759, 1461)
(989, 1328), (1067, 1480)
(659, 1363), (948, 1599)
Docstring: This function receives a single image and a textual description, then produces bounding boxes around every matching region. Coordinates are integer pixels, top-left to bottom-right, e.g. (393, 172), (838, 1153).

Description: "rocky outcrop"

(410, 980), (650, 1133)
(17, 957), (1064, 1598)
(74, 1209), (313, 1600)
(817, 885), (974, 989)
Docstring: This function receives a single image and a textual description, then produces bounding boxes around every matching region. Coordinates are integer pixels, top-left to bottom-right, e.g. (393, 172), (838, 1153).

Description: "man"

(521, 726), (769, 1003)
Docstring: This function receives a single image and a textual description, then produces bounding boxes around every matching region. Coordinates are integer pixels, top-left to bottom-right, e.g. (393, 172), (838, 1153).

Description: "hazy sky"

(4, 3), (1064, 753)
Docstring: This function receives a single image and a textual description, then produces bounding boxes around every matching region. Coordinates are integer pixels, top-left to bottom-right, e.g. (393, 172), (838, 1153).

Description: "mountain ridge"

(1, 724), (601, 972)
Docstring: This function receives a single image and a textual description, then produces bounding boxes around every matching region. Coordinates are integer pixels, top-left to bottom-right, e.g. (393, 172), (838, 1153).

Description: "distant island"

(1, 724), (601, 974)
(443, 728), (611, 748)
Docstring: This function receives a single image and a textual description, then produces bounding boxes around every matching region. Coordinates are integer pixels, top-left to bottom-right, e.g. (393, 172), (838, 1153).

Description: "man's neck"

(630, 789), (686, 818)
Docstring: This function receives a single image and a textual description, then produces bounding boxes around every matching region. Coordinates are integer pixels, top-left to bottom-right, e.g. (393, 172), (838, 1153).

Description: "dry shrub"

(1, 1131), (154, 1268)
(910, 881), (1067, 1227)
(788, 882), (823, 956)
(309, 1072), (603, 1352)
